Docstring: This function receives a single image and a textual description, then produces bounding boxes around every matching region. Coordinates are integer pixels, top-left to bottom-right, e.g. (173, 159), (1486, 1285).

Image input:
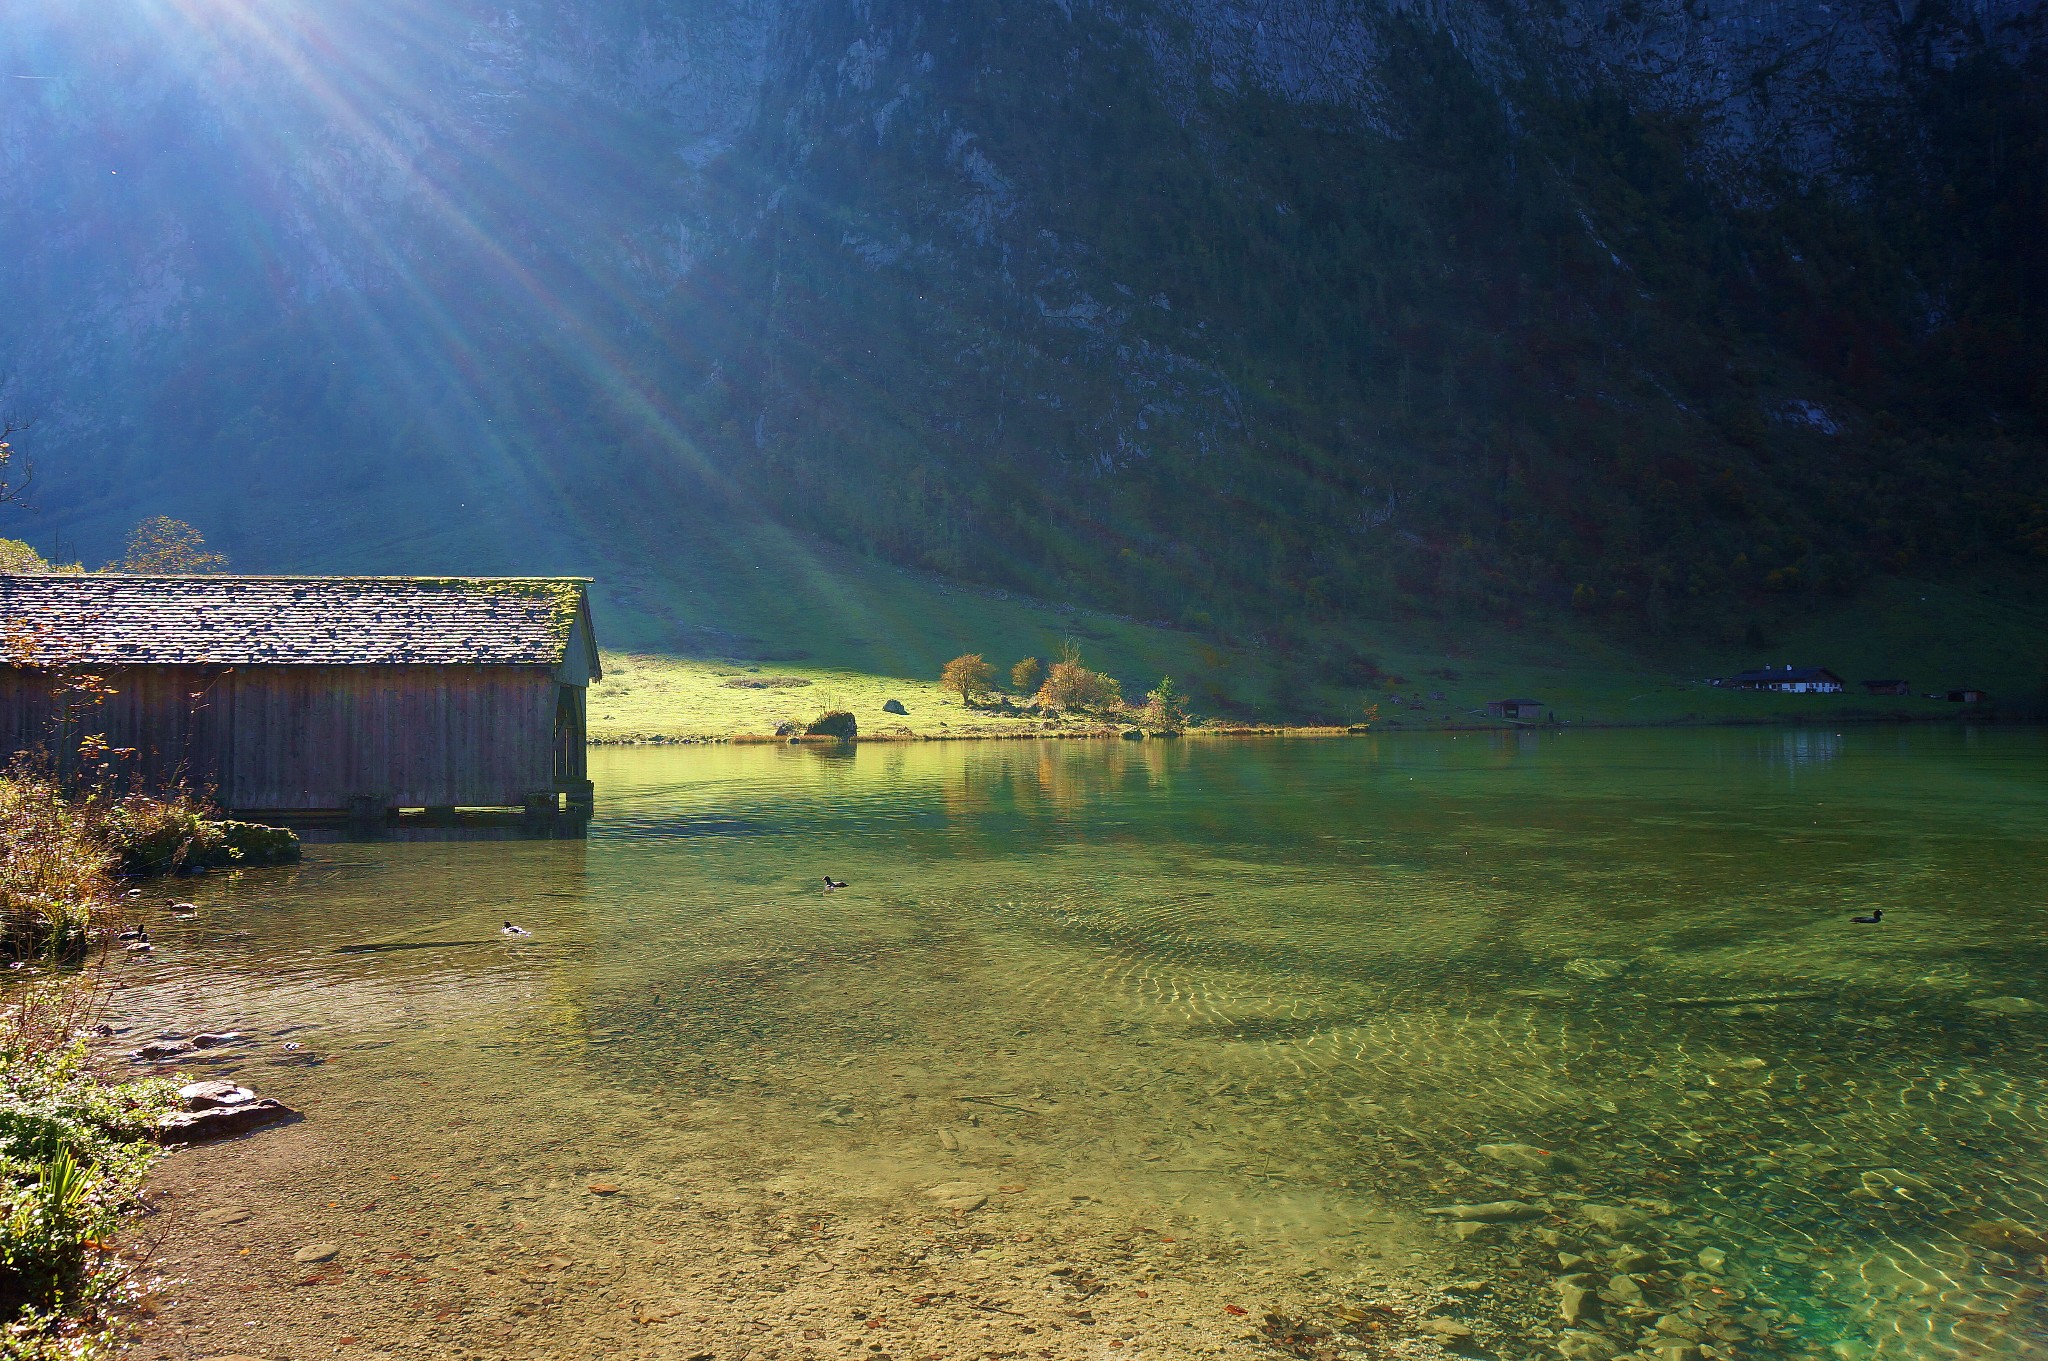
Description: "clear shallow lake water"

(112, 728), (2048, 1361)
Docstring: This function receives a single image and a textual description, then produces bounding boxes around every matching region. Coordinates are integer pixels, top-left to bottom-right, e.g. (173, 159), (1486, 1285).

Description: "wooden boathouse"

(0, 575), (600, 819)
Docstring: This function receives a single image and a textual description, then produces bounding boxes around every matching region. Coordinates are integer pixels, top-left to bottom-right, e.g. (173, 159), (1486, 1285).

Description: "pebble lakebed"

(98, 732), (2048, 1361)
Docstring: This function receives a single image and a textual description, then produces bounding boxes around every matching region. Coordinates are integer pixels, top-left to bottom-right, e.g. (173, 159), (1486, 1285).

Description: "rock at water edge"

(179, 1080), (259, 1109)
(158, 1098), (299, 1143)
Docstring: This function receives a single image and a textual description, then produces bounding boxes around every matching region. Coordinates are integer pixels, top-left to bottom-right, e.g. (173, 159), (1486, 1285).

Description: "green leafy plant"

(0, 1027), (179, 1358)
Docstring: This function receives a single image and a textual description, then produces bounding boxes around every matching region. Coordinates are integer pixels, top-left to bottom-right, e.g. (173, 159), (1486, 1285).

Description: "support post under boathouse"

(0, 575), (601, 822)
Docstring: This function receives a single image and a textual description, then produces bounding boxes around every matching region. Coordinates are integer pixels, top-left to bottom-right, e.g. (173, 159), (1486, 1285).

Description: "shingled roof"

(0, 576), (598, 672)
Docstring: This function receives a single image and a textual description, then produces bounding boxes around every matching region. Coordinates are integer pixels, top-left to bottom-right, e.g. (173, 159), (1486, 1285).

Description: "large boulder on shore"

(806, 710), (858, 739)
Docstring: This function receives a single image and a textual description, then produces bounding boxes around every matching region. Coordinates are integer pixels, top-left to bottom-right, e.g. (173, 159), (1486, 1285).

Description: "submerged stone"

(1480, 1142), (1579, 1174)
(1580, 1203), (1651, 1233)
(1556, 1328), (1624, 1360)
(130, 1040), (196, 1061)
(1967, 1219), (2048, 1255)
(1604, 1274), (1644, 1305)
(1611, 1245), (1660, 1273)
(922, 1181), (989, 1212)
(1425, 1200), (1542, 1223)
(1563, 959), (1632, 981)
(1966, 996), (2043, 1016)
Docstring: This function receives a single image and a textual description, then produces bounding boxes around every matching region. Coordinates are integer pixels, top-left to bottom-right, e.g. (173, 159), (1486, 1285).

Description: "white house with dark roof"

(1722, 665), (1844, 694)
(0, 576), (600, 819)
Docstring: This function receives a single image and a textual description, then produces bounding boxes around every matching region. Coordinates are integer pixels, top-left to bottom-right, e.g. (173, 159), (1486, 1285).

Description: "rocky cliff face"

(1, 0), (2042, 631)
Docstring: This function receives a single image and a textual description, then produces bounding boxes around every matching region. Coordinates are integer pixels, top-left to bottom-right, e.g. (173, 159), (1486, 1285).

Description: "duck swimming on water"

(1851, 908), (1883, 924)
(501, 921), (531, 937)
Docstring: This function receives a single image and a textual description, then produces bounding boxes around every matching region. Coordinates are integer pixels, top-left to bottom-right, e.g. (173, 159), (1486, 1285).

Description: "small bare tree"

(0, 418), (36, 511)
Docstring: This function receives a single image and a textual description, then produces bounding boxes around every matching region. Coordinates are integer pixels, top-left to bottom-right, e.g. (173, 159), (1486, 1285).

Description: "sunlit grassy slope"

(573, 520), (2047, 739)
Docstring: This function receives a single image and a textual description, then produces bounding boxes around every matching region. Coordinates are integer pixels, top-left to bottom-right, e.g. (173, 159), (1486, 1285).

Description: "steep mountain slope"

(1, 0), (2043, 656)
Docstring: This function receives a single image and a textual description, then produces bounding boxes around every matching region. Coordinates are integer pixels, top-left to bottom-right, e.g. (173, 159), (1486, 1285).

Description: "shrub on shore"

(1, 777), (301, 958)
(1035, 642), (1121, 713)
(97, 795), (299, 876)
(0, 780), (115, 964)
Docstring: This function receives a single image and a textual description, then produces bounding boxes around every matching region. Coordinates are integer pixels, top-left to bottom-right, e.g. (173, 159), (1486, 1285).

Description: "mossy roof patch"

(0, 575), (594, 668)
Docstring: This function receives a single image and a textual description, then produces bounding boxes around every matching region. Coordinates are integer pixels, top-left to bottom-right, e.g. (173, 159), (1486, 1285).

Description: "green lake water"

(115, 727), (2048, 1360)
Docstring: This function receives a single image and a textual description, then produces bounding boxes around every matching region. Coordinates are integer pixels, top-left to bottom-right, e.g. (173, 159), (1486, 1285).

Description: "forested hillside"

(1, 0), (2043, 658)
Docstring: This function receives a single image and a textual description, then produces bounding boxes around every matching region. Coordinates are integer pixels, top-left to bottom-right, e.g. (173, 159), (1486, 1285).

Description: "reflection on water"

(112, 728), (2048, 1360)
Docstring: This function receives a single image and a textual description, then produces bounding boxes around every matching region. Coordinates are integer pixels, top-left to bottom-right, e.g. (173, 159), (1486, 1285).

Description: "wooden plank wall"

(0, 665), (563, 811)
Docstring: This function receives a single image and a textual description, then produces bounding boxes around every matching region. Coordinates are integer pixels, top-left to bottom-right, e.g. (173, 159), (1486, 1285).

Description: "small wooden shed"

(0, 575), (600, 818)
(1486, 698), (1547, 721)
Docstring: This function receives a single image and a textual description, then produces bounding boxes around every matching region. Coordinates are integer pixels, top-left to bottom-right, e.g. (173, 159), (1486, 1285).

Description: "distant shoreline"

(589, 708), (2025, 746)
